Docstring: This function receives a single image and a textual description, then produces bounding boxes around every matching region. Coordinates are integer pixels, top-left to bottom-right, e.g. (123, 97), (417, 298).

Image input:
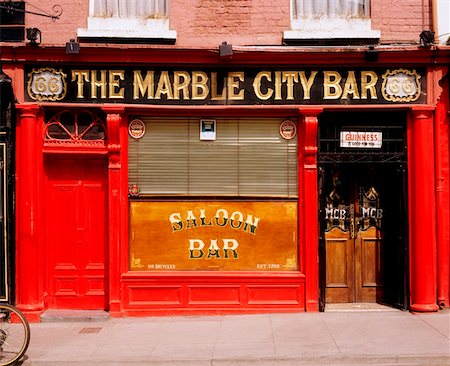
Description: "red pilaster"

(104, 107), (125, 316)
(433, 67), (450, 308)
(409, 107), (439, 312)
(300, 107), (323, 312)
(15, 104), (44, 321)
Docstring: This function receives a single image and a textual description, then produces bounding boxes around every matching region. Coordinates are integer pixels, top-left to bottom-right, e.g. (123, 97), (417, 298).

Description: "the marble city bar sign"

(25, 66), (425, 105)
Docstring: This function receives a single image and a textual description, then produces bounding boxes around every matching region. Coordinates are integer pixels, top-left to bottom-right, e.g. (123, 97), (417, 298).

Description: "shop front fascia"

(3, 45), (449, 318)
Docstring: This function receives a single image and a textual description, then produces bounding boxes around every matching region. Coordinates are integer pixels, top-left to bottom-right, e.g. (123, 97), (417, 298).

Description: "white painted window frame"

(78, 0), (176, 41)
(284, 0), (380, 42)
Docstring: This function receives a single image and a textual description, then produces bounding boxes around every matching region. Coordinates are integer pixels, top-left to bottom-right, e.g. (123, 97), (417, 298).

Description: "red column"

(409, 107), (439, 312)
(104, 107), (125, 316)
(15, 104), (44, 321)
(300, 108), (323, 312)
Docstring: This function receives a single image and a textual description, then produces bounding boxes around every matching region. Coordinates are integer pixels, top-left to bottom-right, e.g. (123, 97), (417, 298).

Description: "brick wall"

(24, 0), (88, 45)
(20, 0), (431, 47)
(171, 0), (290, 46)
(371, 0), (431, 44)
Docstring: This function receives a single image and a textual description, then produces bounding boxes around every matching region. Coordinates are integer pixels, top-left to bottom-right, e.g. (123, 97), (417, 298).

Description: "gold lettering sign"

(26, 67), (425, 104)
(129, 201), (298, 271)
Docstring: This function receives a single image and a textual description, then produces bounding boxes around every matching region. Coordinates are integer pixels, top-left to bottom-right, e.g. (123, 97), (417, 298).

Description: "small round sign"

(128, 119), (145, 139)
(280, 120), (297, 140)
(128, 184), (140, 197)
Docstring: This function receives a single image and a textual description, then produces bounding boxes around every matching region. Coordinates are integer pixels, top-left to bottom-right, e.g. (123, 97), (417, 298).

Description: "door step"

(325, 303), (398, 312)
(40, 309), (110, 322)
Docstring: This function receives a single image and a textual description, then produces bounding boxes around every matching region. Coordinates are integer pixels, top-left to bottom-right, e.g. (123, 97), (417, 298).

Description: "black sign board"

(25, 66), (426, 105)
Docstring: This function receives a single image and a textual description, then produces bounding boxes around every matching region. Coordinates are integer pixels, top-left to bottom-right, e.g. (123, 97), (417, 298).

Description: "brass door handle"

(349, 217), (355, 239)
(349, 216), (359, 239)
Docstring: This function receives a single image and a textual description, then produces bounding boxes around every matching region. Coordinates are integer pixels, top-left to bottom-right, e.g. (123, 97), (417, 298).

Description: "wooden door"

(322, 166), (384, 304)
(46, 157), (107, 309)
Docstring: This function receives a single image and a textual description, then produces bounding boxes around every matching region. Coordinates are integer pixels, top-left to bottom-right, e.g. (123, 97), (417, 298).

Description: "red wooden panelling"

(121, 274), (306, 315)
(127, 286), (183, 306)
(247, 285), (302, 305)
(187, 286), (241, 305)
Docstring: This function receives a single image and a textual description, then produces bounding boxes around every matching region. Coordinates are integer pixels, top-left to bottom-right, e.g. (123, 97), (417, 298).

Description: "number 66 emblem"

(381, 68), (421, 103)
(27, 68), (67, 101)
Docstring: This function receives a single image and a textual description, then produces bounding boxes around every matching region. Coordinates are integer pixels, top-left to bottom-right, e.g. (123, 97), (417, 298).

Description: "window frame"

(0, 1), (25, 42)
(77, 0), (176, 42)
(284, 0), (380, 44)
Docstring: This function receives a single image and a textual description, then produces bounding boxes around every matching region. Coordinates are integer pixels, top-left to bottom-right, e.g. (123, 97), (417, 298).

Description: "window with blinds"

(128, 117), (298, 197)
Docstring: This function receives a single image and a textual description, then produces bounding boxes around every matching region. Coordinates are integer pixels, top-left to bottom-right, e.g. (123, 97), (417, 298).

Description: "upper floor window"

(91, 0), (168, 19)
(293, 0), (369, 19)
(0, 1), (25, 42)
(77, 0), (176, 43)
(284, 0), (380, 44)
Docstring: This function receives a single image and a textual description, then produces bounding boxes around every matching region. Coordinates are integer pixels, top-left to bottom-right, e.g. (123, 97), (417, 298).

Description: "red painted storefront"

(2, 45), (449, 321)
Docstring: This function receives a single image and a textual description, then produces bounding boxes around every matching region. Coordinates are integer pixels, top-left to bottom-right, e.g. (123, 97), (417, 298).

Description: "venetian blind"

(128, 117), (298, 197)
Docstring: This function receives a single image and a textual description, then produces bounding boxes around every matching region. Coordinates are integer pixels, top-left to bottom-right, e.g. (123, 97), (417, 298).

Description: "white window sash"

(79, 0), (176, 39)
(293, 0), (370, 19)
(285, 0), (380, 40)
(91, 0), (169, 19)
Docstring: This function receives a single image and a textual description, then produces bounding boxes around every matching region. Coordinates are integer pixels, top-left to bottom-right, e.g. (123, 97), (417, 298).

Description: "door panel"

(357, 227), (383, 302)
(46, 157), (107, 309)
(325, 227), (354, 303)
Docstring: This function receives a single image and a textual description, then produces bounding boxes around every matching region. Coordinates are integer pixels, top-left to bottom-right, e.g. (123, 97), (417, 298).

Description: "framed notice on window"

(200, 119), (216, 140)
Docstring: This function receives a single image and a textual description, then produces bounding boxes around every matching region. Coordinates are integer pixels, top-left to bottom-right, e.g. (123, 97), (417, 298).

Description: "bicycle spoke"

(0, 305), (30, 366)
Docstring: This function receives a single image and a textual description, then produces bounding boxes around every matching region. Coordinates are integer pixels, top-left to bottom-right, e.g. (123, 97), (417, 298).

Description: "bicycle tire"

(0, 304), (30, 366)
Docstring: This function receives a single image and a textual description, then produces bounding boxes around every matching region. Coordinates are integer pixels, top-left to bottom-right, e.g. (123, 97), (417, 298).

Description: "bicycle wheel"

(0, 304), (30, 366)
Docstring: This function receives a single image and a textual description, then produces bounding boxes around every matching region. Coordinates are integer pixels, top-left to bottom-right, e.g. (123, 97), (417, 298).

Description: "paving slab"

(22, 308), (450, 366)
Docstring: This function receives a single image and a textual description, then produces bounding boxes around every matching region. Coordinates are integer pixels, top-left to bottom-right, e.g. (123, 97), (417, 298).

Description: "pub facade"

(1, 0), (450, 320)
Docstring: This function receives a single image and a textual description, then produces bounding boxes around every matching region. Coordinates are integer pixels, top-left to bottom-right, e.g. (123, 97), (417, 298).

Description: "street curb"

(20, 354), (450, 366)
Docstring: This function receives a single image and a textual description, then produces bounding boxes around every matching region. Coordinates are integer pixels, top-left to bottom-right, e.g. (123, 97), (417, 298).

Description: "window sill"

(283, 18), (380, 45)
(77, 17), (177, 43)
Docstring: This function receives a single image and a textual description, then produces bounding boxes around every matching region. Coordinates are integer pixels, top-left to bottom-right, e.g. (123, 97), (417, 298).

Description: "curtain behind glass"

(293, 0), (369, 19)
(92, 0), (168, 18)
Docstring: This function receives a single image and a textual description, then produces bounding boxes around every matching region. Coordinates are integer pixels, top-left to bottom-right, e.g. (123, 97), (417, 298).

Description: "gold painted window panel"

(129, 201), (298, 272)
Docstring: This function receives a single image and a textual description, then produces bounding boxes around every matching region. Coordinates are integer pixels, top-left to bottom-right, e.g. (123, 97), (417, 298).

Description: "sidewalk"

(23, 307), (450, 366)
